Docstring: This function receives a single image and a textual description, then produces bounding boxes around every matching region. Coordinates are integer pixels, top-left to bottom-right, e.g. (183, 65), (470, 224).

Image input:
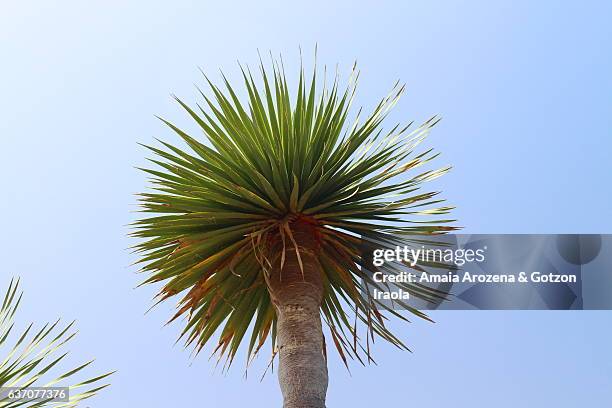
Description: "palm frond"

(0, 279), (112, 408)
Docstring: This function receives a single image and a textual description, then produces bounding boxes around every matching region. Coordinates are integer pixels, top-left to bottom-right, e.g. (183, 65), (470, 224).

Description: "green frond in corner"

(0, 278), (113, 408)
(132, 57), (457, 371)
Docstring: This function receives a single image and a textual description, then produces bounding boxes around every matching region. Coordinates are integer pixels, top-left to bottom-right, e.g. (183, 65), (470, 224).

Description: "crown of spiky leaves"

(1, 279), (112, 407)
(132, 56), (456, 371)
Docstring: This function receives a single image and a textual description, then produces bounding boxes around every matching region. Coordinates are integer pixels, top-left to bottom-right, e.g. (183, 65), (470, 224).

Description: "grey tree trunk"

(267, 221), (328, 408)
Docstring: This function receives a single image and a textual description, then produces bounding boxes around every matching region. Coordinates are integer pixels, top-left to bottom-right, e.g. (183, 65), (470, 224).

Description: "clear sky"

(1, 1), (611, 406)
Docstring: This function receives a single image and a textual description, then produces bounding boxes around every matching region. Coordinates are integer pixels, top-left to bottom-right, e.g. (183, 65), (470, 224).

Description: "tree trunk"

(266, 220), (328, 408)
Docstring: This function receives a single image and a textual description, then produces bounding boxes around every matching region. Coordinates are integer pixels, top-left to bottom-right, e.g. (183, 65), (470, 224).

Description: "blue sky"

(1, 1), (611, 406)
